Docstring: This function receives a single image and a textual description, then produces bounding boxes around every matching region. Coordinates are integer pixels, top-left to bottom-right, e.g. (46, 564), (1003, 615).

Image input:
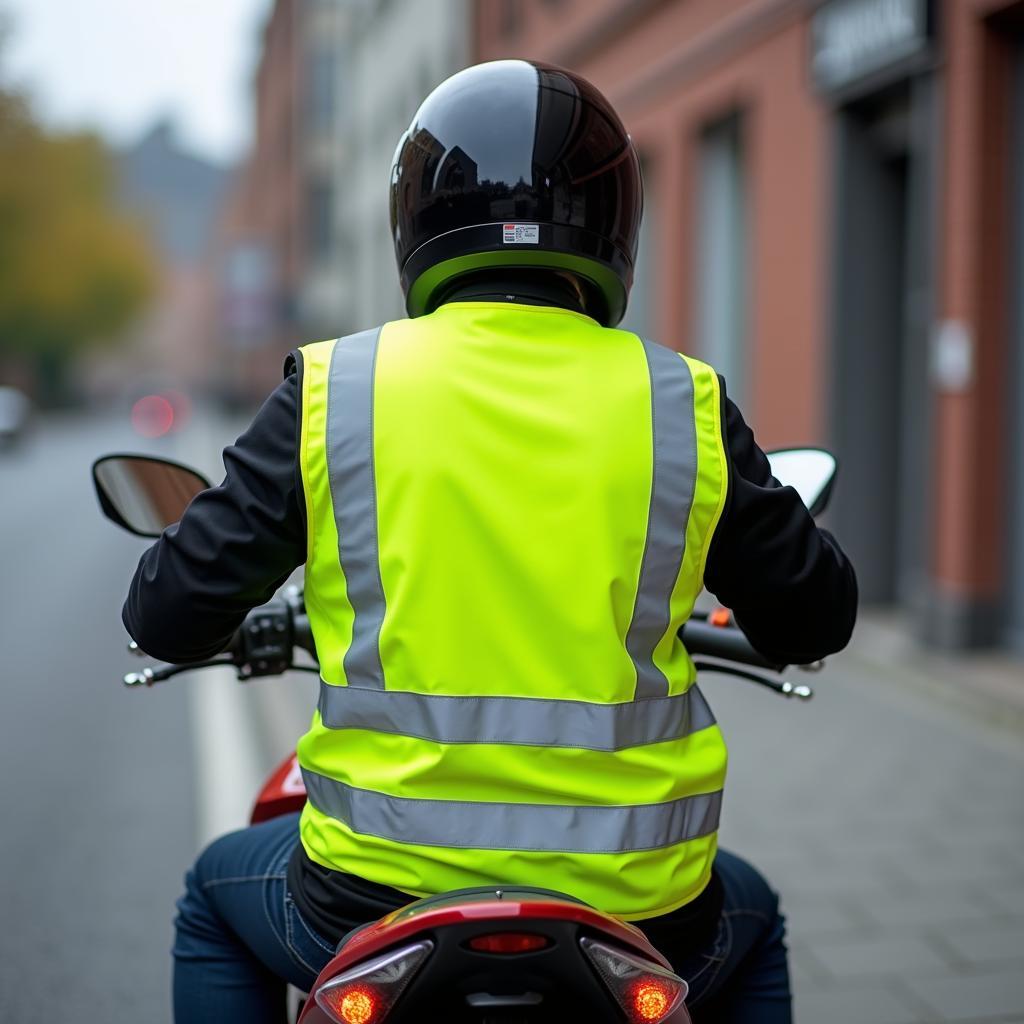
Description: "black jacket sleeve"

(703, 378), (858, 664)
(121, 360), (855, 667)
(121, 364), (306, 663)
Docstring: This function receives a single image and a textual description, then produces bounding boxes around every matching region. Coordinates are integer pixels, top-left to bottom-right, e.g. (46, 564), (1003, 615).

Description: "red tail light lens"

(468, 931), (550, 954)
(580, 937), (689, 1024)
(315, 940), (433, 1024)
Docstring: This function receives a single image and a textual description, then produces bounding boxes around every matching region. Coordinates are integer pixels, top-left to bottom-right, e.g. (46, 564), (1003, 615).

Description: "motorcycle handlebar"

(282, 604), (783, 672)
(229, 593), (315, 674)
(678, 620), (785, 672)
(286, 606), (781, 672)
(292, 612), (314, 658)
(127, 597), (794, 692)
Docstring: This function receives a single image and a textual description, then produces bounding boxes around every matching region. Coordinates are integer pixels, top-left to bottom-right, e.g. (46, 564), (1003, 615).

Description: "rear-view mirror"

(92, 455), (212, 538)
(765, 448), (837, 517)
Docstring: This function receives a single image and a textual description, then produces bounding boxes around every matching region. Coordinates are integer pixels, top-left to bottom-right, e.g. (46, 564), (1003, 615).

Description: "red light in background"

(162, 388), (192, 429)
(131, 394), (175, 438)
(631, 979), (673, 1022)
(468, 932), (550, 954)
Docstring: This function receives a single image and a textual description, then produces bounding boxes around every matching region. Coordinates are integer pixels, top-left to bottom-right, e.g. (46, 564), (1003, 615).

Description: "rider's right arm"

(702, 380), (858, 666)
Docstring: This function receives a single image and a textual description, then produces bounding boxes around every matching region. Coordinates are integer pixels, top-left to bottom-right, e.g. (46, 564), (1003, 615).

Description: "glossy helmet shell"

(389, 60), (643, 326)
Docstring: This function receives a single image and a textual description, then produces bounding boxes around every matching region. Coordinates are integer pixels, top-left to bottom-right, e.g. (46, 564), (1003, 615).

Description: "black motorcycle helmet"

(389, 60), (643, 327)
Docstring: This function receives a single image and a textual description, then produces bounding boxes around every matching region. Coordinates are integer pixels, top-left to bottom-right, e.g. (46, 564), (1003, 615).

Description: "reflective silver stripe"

(625, 339), (697, 699)
(326, 328), (386, 689)
(302, 768), (722, 853)
(318, 681), (715, 751)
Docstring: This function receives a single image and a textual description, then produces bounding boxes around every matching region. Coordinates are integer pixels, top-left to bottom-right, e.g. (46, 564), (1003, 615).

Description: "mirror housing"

(92, 454), (212, 538)
(765, 448), (837, 517)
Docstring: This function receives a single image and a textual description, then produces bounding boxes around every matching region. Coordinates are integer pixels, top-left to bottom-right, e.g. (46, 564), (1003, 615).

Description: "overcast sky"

(1, 0), (271, 164)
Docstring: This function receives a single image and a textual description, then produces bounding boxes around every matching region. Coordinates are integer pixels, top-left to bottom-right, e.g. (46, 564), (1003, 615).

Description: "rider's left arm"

(121, 365), (306, 664)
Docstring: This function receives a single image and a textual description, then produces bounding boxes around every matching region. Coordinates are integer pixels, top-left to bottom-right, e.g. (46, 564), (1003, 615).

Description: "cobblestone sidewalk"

(712, 646), (1024, 1024)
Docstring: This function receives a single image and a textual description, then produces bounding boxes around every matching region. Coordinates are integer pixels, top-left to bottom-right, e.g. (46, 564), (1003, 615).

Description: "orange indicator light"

(328, 985), (378, 1024)
(633, 979), (672, 1022)
(709, 607), (732, 628)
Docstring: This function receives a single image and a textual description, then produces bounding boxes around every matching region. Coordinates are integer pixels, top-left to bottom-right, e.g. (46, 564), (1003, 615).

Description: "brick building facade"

(207, 0), (349, 402)
(476, 0), (1024, 653)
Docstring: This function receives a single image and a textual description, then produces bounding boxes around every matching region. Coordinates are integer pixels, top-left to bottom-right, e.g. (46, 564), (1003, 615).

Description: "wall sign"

(811, 0), (931, 95)
(931, 320), (974, 394)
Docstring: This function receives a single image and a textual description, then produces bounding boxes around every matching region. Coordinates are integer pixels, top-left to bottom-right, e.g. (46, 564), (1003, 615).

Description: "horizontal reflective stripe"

(302, 768), (723, 854)
(317, 682), (715, 751)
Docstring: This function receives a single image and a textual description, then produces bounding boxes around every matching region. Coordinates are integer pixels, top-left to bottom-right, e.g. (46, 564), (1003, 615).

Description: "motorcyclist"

(124, 61), (857, 1024)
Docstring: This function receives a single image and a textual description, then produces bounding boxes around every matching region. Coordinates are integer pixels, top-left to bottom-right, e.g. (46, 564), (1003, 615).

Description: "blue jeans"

(173, 814), (791, 1023)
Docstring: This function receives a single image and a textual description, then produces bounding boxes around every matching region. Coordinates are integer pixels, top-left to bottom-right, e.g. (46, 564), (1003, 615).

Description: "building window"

(500, 0), (522, 38)
(307, 180), (333, 263)
(694, 114), (748, 405)
(307, 47), (337, 135)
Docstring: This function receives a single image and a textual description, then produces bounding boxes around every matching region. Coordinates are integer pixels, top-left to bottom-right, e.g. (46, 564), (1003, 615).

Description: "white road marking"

(188, 668), (265, 849)
(177, 415), (265, 848)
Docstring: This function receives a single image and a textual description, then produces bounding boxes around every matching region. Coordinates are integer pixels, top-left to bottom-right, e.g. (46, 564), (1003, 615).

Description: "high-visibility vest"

(295, 301), (729, 920)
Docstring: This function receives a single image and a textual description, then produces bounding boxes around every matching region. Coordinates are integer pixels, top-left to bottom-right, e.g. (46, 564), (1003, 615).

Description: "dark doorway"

(829, 80), (932, 606)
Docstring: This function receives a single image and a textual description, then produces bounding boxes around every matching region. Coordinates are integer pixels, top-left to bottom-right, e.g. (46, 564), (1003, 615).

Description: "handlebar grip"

(679, 621), (784, 671)
(292, 613), (315, 658)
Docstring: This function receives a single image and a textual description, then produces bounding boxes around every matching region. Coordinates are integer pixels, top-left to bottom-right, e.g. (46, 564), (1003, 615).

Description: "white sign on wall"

(931, 320), (974, 394)
(811, 0), (930, 94)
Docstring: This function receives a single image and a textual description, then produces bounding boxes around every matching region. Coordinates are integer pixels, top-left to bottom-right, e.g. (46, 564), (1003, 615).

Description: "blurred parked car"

(0, 386), (31, 449)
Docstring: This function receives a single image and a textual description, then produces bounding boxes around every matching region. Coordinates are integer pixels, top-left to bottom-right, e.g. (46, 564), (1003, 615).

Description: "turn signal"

(315, 940), (433, 1024)
(580, 937), (689, 1024)
(468, 931), (550, 954)
(632, 978), (677, 1022)
(327, 985), (377, 1024)
(709, 607), (732, 628)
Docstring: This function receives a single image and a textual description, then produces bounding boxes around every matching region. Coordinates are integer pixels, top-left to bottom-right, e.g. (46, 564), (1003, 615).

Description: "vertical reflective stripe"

(626, 339), (698, 698)
(326, 328), (387, 689)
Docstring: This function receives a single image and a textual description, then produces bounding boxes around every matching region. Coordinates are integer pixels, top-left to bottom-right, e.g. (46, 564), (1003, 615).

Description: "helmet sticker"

(502, 223), (540, 244)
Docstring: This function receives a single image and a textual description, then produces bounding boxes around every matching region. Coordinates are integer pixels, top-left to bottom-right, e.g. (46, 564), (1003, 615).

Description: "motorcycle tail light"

(580, 937), (689, 1024)
(468, 931), (550, 953)
(315, 940), (433, 1024)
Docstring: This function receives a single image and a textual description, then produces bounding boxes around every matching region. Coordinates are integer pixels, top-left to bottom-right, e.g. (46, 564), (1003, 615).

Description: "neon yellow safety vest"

(295, 301), (729, 920)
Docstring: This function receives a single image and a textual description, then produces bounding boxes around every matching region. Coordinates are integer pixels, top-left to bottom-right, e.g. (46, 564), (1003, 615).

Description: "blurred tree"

(0, 30), (155, 404)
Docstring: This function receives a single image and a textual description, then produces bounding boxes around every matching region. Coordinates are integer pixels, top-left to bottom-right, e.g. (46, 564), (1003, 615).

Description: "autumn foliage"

(0, 56), (155, 397)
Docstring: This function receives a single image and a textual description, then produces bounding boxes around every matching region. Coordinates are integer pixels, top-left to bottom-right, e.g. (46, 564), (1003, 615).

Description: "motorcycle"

(92, 447), (836, 1024)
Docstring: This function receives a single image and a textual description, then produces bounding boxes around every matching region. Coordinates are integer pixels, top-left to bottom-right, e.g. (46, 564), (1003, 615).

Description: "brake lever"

(691, 660), (814, 700)
(123, 659), (319, 688)
(123, 658), (235, 687)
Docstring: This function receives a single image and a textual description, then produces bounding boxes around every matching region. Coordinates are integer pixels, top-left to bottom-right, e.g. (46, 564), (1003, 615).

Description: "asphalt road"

(0, 411), (309, 1023)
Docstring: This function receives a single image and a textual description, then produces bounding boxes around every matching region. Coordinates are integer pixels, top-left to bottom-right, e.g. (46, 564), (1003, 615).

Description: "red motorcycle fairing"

(327, 886), (670, 972)
(251, 752), (306, 824)
(297, 887), (690, 1023)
